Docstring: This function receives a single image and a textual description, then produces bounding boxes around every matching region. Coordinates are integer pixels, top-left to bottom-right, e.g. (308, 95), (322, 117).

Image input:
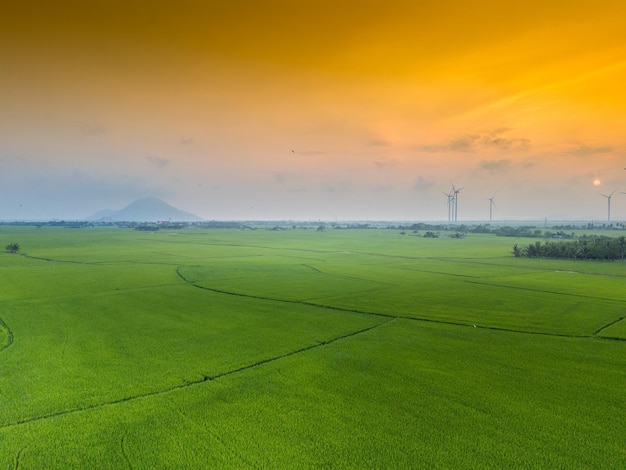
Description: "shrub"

(5, 242), (19, 253)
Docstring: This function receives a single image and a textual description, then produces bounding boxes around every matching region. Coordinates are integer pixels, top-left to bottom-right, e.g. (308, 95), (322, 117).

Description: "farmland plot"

(0, 227), (625, 468)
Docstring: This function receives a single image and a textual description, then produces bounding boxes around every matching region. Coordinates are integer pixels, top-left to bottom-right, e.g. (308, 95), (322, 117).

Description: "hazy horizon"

(2, 1), (626, 222)
(0, 193), (621, 225)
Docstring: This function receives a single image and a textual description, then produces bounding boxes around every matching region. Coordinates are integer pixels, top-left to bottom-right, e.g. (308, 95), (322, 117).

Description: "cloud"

(416, 136), (477, 153)
(179, 137), (194, 145)
(373, 159), (397, 170)
(418, 128), (531, 154)
(476, 159), (512, 172)
(481, 128), (530, 151)
(566, 144), (612, 157)
(448, 134), (481, 152)
(415, 145), (438, 153)
(146, 155), (170, 168)
(323, 179), (353, 193)
(413, 176), (435, 191)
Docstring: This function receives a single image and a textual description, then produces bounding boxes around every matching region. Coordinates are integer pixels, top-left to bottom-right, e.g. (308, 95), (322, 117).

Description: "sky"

(2, 1), (626, 222)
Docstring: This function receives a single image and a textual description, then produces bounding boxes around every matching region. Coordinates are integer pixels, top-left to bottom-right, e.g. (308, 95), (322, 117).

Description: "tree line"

(513, 236), (626, 261)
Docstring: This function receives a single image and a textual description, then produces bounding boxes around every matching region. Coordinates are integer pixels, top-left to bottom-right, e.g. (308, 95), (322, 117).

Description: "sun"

(593, 178), (601, 186)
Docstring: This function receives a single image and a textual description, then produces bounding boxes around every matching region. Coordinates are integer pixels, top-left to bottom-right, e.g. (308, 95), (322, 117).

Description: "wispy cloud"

(482, 128), (531, 150)
(368, 138), (391, 147)
(146, 155), (170, 168)
(413, 176), (435, 191)
(418, 128), (531, 154)
(373, 159), (398, 170)
(476, 159), (512, 173)
(449, 134), (481, 152)
(565, 144), (612, 157)
(323, 179), (353, 193)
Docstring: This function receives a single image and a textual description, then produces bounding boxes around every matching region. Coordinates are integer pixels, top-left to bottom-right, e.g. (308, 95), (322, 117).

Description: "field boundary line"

(119, 430), (133, 470)
(143, 239), (339, 254)
(593, 317), (625, 336)
(595, 335), (626, 342)
(176, 266), (626, 342)
(0, 319), (393, 431)
(0, 316), (14, 353)
(423, 257), (626, 279)
(388, 265), (479, 278)
(463, 279), (626, 303)
(20, 254), (96, 265)
(302, 263), (323, 273)
(207, 319), (395, 382)
(175, 266), (396, 320)
(14, 448), (23, 470)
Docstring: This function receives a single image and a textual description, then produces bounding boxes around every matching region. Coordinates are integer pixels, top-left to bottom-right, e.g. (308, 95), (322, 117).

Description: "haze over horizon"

(2, 1), (626, 222)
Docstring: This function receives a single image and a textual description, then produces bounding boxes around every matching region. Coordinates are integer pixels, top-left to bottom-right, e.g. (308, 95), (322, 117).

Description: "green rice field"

(1, 226), (625, 468)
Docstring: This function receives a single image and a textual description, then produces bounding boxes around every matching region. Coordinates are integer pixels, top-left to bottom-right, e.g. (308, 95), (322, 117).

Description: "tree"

(5, 243), (19, 254)
(513, 236), (626, 261)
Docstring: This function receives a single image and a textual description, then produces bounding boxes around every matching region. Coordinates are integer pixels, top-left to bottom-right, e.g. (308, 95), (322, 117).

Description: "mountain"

(87, 197), (203, 222)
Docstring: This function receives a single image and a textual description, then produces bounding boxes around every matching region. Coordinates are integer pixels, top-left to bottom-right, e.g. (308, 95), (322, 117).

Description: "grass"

(1, 226), (625, 468)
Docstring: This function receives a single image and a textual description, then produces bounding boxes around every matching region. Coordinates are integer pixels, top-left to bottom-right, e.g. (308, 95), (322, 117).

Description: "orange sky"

(1, 1), (626, 221)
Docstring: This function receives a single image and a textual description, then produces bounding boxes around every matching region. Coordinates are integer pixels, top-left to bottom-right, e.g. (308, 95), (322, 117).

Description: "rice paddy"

(1, 226), (625, 468)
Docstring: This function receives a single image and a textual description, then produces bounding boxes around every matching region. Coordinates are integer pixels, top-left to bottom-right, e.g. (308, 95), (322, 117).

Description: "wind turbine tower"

(599, 190), (616, 223)
(452, 184), (463, 223)
(443, 191), (454, 222)
(488, 194), (496, 222)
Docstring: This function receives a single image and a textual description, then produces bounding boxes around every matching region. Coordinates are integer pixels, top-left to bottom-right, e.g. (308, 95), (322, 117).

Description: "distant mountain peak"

(87, 197), (202, 222)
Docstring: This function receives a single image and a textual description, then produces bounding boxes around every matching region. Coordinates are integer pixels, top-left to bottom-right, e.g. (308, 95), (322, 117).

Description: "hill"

(87, 197), (202, 222)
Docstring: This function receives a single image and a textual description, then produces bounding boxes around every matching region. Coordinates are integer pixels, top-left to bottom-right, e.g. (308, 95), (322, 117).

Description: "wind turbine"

(451, 183), (463, 223)
(443, 190), (454, 222)
(488, 193), (496, 222)
(599, 190), (616, 223)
